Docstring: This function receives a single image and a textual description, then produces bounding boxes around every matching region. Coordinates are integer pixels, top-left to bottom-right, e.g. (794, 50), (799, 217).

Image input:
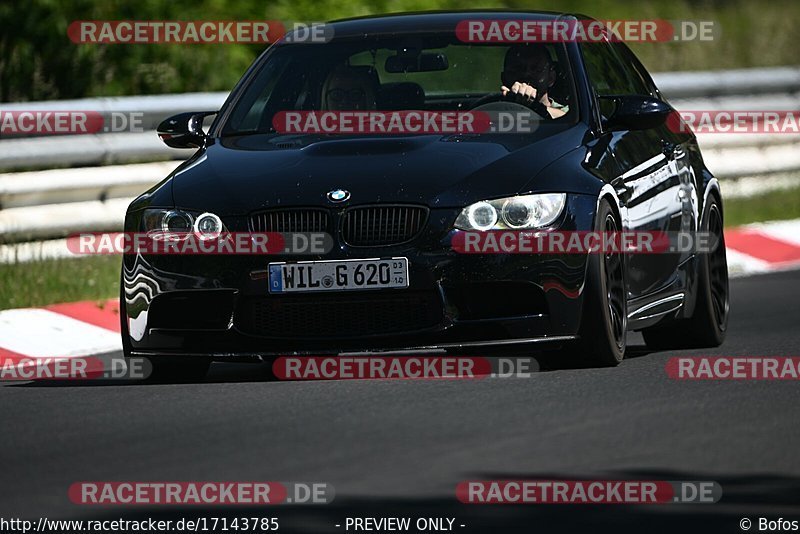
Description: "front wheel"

(561, 198), (627, 367)
(145, 357), (211, 383)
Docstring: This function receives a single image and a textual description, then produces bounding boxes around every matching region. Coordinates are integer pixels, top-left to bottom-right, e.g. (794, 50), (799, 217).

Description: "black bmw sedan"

(121, 11), (729, 379)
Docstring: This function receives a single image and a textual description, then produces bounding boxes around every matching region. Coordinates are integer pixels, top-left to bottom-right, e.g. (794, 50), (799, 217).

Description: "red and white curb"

(1, 220), (800, 365)
(726, 219), (800, 276)
(0, 299), (120, 369)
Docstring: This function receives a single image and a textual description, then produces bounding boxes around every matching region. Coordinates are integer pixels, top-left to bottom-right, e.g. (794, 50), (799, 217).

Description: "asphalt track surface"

(1, 270), (799, 533)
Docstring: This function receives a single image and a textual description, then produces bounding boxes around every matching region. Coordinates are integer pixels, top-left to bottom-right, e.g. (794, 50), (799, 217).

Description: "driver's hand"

(501, 82), (537, 102)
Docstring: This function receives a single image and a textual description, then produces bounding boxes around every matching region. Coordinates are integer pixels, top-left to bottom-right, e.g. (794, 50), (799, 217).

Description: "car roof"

(321, 11), (596, 39)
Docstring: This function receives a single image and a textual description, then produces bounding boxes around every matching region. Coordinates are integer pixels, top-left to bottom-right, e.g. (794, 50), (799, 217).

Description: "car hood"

(170, 127), (585, 214)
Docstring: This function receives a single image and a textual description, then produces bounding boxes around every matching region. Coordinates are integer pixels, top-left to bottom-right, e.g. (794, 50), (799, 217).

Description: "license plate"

(268, 258), (409, 293)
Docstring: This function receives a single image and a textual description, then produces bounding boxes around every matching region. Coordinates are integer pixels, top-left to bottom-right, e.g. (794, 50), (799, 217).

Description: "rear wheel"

(642, 196), (728, 349)
(561, 199), (627, 367)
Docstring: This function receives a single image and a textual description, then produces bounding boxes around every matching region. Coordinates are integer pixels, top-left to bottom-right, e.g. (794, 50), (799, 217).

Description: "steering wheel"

(470, 92), (552, 120)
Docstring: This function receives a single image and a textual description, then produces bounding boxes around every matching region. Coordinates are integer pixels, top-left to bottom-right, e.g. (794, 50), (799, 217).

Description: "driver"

(321, 64), (378, 111)
(501, 45), (568, 119)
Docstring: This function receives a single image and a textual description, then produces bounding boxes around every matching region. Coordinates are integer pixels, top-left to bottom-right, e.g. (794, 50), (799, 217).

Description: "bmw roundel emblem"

(327, 189), (351, 203)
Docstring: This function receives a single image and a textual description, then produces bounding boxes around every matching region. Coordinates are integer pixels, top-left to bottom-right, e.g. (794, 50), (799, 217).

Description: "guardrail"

(0, 92), (228, 133)
(1, 67), (799, 245)
(654, 66), (800, 98)
(1, 66), (799, 172)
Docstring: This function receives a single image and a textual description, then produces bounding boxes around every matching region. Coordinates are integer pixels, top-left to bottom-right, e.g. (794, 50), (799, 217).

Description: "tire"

(642, 195), (729, 350)
(145, 357), (211, 383)
(562, 198), (627, 367)
(120, 268), (211, 383)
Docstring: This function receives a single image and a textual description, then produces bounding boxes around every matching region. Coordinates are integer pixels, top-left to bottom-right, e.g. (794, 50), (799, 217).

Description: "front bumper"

(123, 196), (595, 356)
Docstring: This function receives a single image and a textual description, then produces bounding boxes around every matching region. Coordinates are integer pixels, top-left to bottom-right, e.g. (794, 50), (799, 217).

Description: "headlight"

(465, 201), (498, 231)
(454, 193), (566, 230)
(142, 209), (224, 239)
(193, 212), (223, 240)
(161, 210), (193, 233)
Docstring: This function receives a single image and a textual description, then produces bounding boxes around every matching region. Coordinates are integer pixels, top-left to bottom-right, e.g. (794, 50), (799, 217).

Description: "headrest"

(377, 82), (426, 110)
(321, 65), (380, 110)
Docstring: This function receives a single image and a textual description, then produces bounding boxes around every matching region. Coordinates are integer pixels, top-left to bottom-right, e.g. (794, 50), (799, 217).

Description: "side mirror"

(599, 95), (673, 131)
(157, 111), (216, 149)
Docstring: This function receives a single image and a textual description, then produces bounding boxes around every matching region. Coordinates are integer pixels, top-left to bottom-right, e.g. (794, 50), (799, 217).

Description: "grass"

(0, 255), (120, 310)
(723, 186), (800, 228)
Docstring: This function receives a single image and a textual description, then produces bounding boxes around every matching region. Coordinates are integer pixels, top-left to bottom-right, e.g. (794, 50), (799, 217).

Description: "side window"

(614, 43), (659, 98)
(580, 41), (651, 97)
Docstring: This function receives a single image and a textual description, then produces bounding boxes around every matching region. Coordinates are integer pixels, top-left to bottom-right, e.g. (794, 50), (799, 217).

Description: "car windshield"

(221, 34), (578, 136)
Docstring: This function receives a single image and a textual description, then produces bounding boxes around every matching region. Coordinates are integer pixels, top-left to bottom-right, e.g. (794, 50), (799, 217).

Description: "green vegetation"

(1, 0), (797, 102)
(0, 255), (120, 310)
(724, 185), (800, 228)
